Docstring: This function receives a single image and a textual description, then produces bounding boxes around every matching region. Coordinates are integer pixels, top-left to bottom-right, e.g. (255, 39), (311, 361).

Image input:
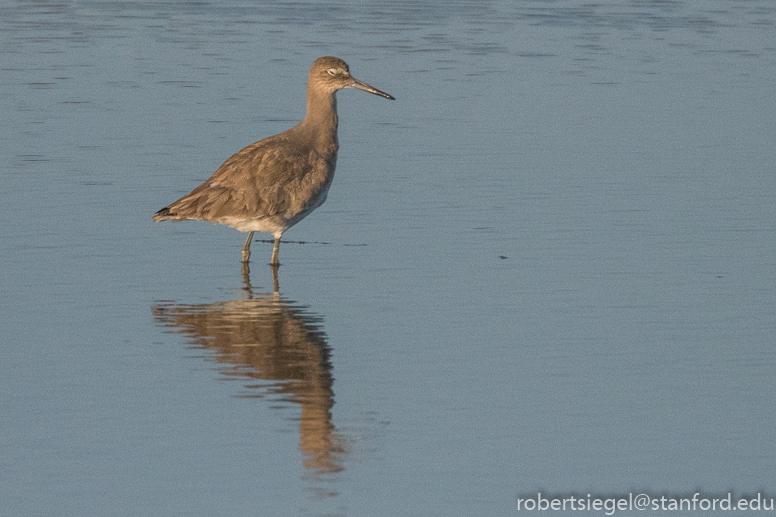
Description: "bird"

(153, 56), (394, 266)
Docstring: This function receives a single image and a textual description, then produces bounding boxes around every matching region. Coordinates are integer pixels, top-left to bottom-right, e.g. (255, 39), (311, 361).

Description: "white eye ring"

(327, 69), (337, 76)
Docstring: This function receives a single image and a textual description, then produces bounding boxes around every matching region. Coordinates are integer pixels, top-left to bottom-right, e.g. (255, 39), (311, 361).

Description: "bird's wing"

(159, 138), (331, 222)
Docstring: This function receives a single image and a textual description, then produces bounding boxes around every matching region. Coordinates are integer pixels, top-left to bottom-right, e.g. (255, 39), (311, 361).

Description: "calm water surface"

(2, 1), (775, 516)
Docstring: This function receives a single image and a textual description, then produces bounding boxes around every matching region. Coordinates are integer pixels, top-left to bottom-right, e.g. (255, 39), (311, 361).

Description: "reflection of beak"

(348, 77), (395, 100)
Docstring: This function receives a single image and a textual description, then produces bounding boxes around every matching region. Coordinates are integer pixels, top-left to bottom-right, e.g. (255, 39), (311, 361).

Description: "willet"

(153, 56), (394, 265)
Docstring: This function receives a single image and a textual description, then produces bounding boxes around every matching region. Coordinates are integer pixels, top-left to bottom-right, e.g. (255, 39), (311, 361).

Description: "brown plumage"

(154, 56), (394, 265)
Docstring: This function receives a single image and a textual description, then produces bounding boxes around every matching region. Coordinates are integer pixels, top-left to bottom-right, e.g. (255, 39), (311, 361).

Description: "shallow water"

(2, 1), (775, 516)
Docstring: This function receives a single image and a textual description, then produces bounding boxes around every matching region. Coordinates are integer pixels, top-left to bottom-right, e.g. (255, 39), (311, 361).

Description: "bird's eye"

(327, 69), (337, 76)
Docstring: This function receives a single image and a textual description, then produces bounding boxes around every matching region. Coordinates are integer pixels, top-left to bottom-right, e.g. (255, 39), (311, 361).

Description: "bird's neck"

(300, 88), (339, 155)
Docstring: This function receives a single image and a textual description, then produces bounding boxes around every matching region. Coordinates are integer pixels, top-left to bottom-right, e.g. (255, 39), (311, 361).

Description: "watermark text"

(517, 493), (774, 514)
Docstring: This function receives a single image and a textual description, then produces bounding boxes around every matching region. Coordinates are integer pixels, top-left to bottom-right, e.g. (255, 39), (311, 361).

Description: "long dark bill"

(349, 77), (395, 100)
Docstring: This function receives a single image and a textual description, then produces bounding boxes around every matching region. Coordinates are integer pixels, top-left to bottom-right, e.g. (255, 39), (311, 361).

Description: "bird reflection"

(152, 265), (346, 482)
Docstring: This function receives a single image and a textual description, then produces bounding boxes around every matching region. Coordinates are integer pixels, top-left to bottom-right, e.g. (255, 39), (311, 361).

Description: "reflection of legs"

(242, 231), (254, 263)
(270, 236), (281, 266)
(241, 261), (251, 290)
(270, 264), (279, 293)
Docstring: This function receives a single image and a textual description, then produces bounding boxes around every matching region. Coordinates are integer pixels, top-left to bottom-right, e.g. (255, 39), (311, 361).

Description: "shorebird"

(153, 56), (394, 265)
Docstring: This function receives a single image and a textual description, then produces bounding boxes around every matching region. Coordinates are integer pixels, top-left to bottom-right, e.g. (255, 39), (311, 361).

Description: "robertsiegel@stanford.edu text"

(516, 492), (774, 514)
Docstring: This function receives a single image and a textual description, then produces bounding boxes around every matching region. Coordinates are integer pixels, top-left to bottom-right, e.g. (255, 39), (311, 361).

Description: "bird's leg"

(242, 231), (254, 263)
(270, 236), (281, 266)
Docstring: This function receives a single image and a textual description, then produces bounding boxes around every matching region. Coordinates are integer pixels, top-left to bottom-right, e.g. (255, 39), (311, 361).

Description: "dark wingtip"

(153, 207), (172, 221)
